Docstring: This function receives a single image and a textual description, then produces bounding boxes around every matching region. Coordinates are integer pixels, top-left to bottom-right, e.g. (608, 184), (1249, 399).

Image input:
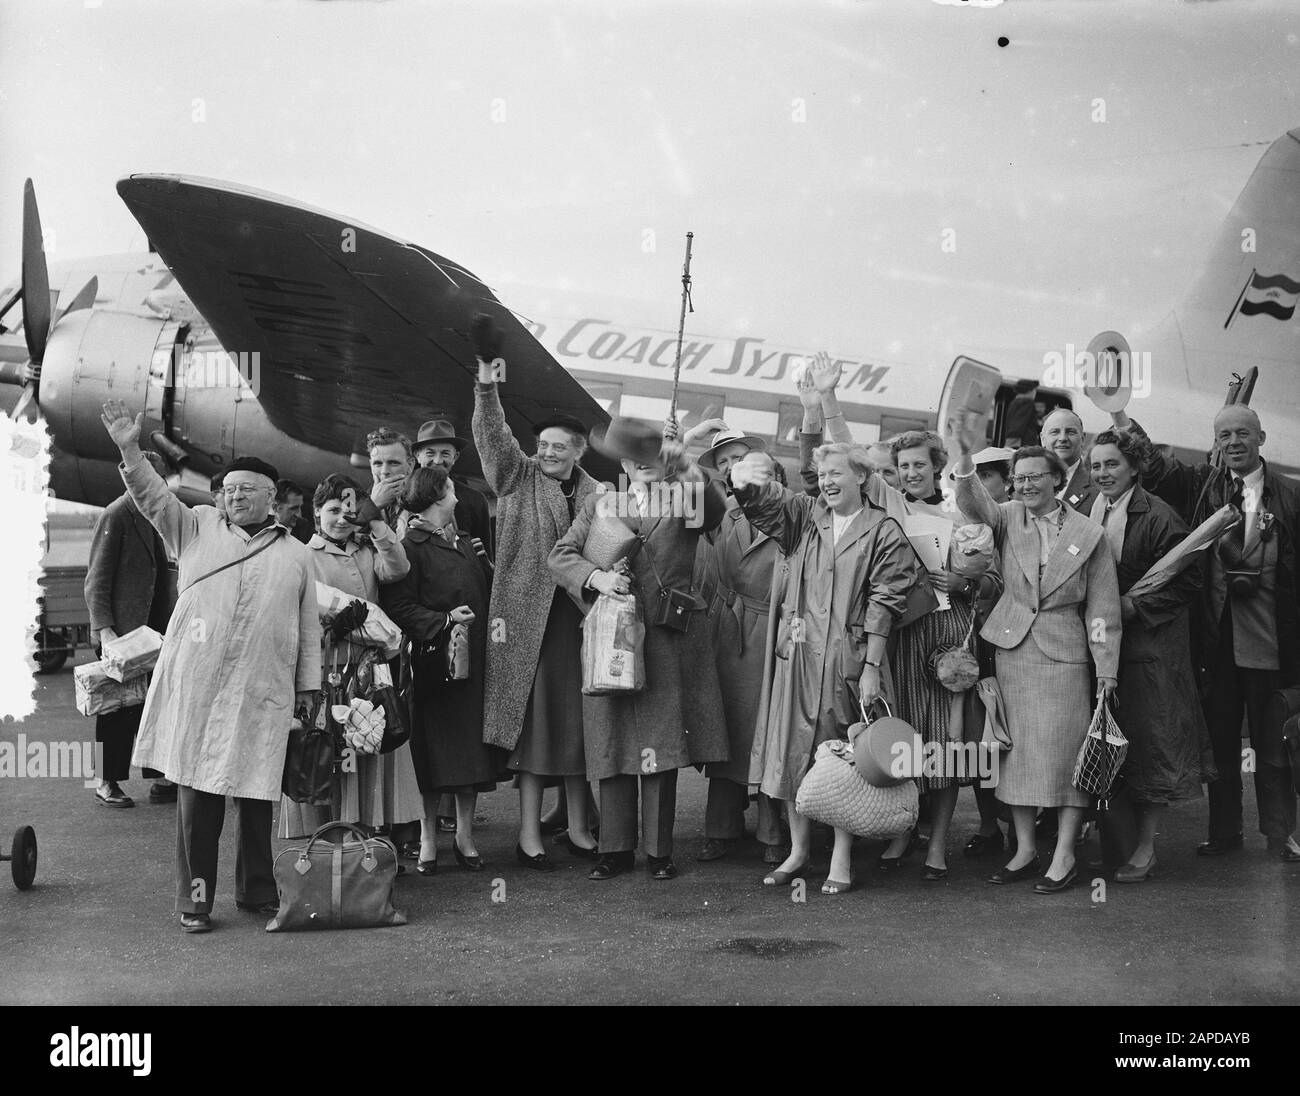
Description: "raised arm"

(811, 352), (853, 444)
(731, 453), (813, 557)
(472, 380), (531, 498)
(102, 400), (199, 559)
(950, 413), (1006, 540)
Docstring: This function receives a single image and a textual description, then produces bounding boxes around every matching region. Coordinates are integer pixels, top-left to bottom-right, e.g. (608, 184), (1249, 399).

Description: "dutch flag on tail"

(1226, 269), (1300, 326)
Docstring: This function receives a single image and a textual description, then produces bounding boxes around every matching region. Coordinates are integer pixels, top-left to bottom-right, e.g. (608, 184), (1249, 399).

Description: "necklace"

(560, 480), (575, 499)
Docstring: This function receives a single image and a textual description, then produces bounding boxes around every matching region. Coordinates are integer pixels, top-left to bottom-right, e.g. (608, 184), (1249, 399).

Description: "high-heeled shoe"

(876, 854), (907, 873)
(415, 858), (438, 876)
(516, 844), (557, 872)
(454, 841), (484, 872)
(762, 861), (809, 886)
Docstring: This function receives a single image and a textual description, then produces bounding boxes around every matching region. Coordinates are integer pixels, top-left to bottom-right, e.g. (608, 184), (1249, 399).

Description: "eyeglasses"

(221, 484), (269, 498)
(1010, 472), (1054, 487)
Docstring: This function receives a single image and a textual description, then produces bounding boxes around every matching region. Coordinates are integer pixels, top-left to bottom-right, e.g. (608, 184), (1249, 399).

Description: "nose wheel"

(1, 826), (37, 890)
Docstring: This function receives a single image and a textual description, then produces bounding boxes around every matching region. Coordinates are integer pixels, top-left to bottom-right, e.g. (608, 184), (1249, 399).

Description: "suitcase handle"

(299, 821), (381, 860)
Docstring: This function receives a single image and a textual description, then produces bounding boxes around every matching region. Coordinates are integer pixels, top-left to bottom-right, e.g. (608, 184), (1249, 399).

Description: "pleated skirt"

(893, 602), (977, 793)
(993, 637), (1091, 809)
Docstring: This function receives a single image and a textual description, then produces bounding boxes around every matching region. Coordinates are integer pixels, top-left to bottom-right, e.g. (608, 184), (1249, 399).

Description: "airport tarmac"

(0, 651), (1295, 1007)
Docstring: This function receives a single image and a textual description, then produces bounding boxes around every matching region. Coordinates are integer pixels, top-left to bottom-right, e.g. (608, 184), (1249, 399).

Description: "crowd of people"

(88, 321), (1300, 931)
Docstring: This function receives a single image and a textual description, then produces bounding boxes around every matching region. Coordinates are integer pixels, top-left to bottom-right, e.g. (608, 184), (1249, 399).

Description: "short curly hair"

(401, 465), (451, 514)
(365, 427), (412, 458)
(890, 430), (948, 473)
(1011, 445), (1068, 491)
(1087, 428), (1144, 472)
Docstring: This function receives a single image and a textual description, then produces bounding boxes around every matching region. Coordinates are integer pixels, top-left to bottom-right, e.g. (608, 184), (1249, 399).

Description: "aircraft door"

(937, 356), (1003, 456)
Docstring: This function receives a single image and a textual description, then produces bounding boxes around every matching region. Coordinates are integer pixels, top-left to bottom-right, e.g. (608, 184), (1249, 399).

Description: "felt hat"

(411, 420), (468, 454)
(532, 413), (590, 439)
(699, 427), (767, 470)
(590, 417), (666, 468)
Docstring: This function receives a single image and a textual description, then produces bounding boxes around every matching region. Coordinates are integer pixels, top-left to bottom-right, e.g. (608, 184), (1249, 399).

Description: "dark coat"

(380, 527), (500, 792)
(1061, 461), (1098, 514)
(696, 496), (781, 784)
(84, 493), (175, 637)
(735, 483), (920, 802)
(1112, 486), (1208, 802)
(472, 382), (603, 750)
(1131, 419), (1300, 687)
(452, 476), (494, 562)
(549, 479), (730, 781)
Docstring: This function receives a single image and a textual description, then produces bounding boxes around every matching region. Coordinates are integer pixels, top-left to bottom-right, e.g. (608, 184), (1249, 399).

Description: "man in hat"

(692, 424), (787, 865)
(100, 400), (321, 933)
(549, 416), (730, 880)
(412, 418), (494, 563)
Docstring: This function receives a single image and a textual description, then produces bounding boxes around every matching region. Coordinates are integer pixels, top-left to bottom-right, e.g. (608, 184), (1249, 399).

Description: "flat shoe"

(988, 856), (1042, 885)
(180, 913), (211, 933)
(762, 861), (809, 886)
(148, 782), (178, 802)
(556, 833), (599, 861)
(516, 845), (557, 872)
(1034, 866), (1078, 894)
(95, 784), (134, 808)
(1195, 835), (1242, 856)
(588, 852), (634, 880)
(648, 856), (678, 880)
(821, 877), (854, 895)
(875, 855), (906, 873)
(1114, 856), (1157, 883)
(921, 865), (949, 882)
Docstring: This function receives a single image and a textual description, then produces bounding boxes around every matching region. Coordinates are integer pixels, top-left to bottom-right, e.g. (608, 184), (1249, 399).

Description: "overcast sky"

(2, 0), (1298, 382)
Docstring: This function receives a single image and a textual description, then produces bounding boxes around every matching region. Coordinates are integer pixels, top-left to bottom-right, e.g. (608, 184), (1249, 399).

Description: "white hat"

(973, 446), (1015, 467)
(699, 428), (767, 470)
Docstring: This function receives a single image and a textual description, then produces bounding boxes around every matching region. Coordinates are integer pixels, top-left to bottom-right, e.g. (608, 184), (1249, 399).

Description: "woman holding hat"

(381, 466), (501, 873)
(549, 417), (730, 881)
(279, 473), (423, 842)
(952, 420), (1121, 894)
(691, 424), (787, 865)
(471, 334), (603, 870)
(731, 442), (924, 893)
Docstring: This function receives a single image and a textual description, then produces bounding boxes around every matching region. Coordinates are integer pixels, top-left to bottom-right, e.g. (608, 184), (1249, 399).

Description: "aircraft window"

(775, 401), (804, 449)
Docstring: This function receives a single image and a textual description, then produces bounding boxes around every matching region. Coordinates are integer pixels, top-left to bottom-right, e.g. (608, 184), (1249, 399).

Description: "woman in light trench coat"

(732, 443), (925, 894)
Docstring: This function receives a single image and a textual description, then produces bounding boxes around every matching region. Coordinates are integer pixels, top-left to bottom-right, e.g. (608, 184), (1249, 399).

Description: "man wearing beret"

(101, 400), (321, 933)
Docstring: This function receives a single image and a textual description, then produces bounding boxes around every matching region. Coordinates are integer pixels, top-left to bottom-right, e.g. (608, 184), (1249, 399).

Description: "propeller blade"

(56, 276), (98, 323)
(21, 179), (52, 366)
(10, 384), (38, 422)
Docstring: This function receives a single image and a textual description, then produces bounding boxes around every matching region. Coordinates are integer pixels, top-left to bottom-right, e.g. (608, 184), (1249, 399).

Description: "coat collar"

(308, 532), (360, 557)
(811, 499), (880, 559)
(1037, 505), (1104, 598)
(724, 495), (769, 555)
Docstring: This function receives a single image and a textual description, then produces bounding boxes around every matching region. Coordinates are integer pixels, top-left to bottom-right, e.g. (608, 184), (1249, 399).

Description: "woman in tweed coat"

(472, 371), (602, 868)
(953, 423), (1121, 894)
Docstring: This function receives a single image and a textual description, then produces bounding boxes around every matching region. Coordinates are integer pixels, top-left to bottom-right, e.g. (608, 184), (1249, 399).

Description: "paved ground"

(1, 651), (1296, 1006)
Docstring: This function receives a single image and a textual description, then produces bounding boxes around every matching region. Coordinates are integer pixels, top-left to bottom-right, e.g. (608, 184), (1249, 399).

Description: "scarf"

(1089, 486), (1133, 564)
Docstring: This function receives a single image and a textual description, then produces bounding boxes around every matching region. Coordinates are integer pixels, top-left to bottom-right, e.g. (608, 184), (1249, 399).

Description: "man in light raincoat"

(102, 401), (321, 933)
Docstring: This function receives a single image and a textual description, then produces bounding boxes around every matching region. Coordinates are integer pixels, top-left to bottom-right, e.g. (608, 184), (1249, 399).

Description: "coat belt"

(701, 578), (770, 656)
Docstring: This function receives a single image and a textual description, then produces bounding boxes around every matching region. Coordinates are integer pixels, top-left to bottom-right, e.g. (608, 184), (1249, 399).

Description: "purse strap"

(185, 526), (286, 591)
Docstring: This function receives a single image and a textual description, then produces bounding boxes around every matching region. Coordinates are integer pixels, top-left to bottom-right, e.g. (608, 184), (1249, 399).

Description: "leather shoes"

(436, 815), (457, 834)
(988, 856), (1042, 885)
(695, 838), (736, 862)
(556, 833), (599, 860)
(1282, 842), (1300, 863)
(148, 781), (178, 802)
(453, 841), (484, 872)
(875, 855), (906, 873)
(416, 858), (438, 876)
(1114, 856), (1157, 883)
(1034, 866), (1078, 894)
(1196, 835), (1243, 856)
(95, 782), (134, 808)
(516, 845), (557, 872)
(648, 855), (678, 880)
(179, 913), (212, 933)
(963, 831), (1004, 858)
(588, 851), (635, 880)
(921, 865), (949, 882)
(236, 899), (280, 915)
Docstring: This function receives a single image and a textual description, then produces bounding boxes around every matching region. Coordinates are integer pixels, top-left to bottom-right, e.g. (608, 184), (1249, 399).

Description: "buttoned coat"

(123, 460), (321, 800)
(734, 483), (920, 802)
(1112, 486), (1208, 800)
(306, 529), (409, 660)
(549, 480), (730, 780)
(85, 493), (175, 637)
(472, 382), (603, 750)
(955, 474), (1121, 677)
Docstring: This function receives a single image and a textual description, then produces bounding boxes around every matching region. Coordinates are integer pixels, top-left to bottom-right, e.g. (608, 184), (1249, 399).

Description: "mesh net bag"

(1071, 697), (1128, 801)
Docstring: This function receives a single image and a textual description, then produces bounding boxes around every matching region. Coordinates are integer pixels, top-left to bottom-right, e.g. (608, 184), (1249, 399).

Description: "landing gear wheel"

(34, 628), (69, 674)
(11, 826), (37, 890)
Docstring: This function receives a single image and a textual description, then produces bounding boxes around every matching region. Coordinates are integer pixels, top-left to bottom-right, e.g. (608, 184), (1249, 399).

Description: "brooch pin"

(1067, 545), (1080, 556)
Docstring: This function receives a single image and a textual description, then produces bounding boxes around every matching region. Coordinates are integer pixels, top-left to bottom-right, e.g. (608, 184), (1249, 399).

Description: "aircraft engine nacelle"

(38, 308), (178, 503)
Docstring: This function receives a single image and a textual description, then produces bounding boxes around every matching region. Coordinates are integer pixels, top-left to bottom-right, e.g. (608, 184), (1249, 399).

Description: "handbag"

(931, 607), (980, 693)
(281, 691), (337, 806)
(795, 739), (919, 840)
(337, 648), (411, 755)
(638, 531), (700, 635)
(1072, 695), (1128, 802)
(266, 821), (407, 932)
(412, 619), (471, 687)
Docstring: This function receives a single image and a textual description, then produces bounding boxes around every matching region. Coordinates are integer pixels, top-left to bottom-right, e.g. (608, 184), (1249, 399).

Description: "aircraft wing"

(115, 174), (617, 481)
